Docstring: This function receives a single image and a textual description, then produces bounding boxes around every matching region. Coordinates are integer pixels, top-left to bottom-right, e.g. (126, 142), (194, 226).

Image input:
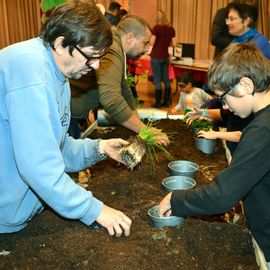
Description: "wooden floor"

(135, 77), (180, 113)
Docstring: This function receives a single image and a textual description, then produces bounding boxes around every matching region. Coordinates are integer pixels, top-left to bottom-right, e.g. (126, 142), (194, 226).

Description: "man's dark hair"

(109, 2), (121, 12)
(40, 0), (112, 55)
(118, 9), (128, 19)
(208, 43), (270, 94)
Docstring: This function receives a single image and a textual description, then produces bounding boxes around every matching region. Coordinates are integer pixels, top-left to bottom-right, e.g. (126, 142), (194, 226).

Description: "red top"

(150, 24), (175, 59)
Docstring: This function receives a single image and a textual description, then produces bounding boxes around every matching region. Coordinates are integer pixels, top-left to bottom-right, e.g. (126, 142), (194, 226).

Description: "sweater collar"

(233, 28), (257, 43)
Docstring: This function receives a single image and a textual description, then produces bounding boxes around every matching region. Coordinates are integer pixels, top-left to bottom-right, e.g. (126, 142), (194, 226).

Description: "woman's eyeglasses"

(225, 16), (241, 23)
(73, 45), (107, 67)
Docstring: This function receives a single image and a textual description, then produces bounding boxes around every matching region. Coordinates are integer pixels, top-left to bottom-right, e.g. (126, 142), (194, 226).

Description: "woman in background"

(226, 1), (270, 59)
(150, 10), (175, 108)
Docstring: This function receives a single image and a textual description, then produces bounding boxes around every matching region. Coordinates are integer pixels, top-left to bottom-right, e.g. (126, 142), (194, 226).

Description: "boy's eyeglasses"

(73, 45), (107, 67)
(218, 88), (232, 105)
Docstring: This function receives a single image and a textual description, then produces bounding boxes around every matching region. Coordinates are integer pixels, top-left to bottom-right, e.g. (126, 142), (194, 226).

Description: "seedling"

(119, 120), (173, 170)
(189, 119), (212, 134)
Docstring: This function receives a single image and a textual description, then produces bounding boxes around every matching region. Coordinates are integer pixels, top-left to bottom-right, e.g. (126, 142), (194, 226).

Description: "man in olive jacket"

(70, 15), (169, 145)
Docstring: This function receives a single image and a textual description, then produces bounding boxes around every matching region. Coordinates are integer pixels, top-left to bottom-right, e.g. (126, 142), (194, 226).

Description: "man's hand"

(158, 192), (172, 217)
(150, 127), (170, 146)
(96, 205), (132, 237)
(98, 139), (129, 162)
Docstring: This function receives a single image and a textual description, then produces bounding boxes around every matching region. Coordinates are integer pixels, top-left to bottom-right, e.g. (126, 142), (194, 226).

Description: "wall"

(130, 0), (157, 27)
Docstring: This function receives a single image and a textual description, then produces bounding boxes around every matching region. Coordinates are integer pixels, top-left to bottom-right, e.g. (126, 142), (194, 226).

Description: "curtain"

(1, 0), (269, 58)
(257, 0), (270, 39)
(0, 0), (41, 49)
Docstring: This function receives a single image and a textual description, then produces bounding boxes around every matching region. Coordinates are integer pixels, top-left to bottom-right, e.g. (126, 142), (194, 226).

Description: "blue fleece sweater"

(0, 38), (105, 233)
(232, 28), (270, 59)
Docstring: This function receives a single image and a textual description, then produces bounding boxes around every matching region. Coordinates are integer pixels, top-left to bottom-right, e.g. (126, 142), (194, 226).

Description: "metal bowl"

(194, 137), (216, 155)
(162, 176), (196, 192)
(148, 205), (184, 228)
(168, 160), (199, 178)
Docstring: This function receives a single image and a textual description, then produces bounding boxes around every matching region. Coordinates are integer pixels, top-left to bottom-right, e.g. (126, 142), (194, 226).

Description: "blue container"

(148, 205), (184, 228)
(168, 160), (199, 179)
(162, 176), (196, 192)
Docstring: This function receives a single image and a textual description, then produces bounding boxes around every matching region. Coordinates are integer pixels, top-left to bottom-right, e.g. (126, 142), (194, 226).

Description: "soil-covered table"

(0, 120), (258, 270)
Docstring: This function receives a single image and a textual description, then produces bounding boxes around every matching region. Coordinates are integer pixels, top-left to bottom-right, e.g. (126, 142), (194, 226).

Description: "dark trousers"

(150, 57), (171, 90)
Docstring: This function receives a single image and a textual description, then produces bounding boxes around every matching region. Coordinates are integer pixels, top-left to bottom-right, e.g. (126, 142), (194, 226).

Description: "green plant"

(139, 121), (173, 165)
(189, 119), (212, 134)
(182, 108), (193, 123)
(126, 72), (137, 88)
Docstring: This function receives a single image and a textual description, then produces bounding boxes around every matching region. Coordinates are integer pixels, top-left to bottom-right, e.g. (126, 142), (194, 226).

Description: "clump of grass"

(138, 121), (173, 167)
(119, 120), (174, 170)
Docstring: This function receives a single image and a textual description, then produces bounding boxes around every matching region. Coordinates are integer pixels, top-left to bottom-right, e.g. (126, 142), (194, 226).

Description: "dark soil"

(0, 119), (258, 270)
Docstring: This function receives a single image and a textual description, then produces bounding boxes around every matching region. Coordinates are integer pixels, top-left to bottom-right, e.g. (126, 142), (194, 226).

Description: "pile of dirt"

(0, 119), (258, 270)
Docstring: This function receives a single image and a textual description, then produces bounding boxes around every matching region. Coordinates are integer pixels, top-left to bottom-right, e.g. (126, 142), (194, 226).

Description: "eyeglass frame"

(73, 45), (107, 67)
(225, 16), (241, 23)
(218, 88), (233, 104)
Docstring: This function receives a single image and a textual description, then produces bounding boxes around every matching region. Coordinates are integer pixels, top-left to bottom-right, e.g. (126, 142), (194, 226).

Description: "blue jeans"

(151, 58), (171, 90)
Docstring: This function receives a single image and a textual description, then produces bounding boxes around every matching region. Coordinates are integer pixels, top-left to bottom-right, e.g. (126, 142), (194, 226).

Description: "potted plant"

(189, 119), (216, 154)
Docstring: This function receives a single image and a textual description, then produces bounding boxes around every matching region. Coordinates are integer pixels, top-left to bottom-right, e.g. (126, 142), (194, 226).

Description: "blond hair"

(156, 10), (170, 26)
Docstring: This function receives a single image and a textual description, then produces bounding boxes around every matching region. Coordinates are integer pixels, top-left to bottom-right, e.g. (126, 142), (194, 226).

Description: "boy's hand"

(158, 192), (173, 217)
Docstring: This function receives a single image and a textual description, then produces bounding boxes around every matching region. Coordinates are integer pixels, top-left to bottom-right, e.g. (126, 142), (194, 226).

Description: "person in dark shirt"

(105, 1), (121, 26)
(211, 5), (234, 58)
(159, 43), (270, 268)
(118, 8), (128, 20)
(150, 10), (175, 108)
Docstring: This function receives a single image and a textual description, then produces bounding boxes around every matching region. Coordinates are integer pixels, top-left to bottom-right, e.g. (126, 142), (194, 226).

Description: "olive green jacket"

(95, 27), (136, 124)
(69, 28), (136, 122)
